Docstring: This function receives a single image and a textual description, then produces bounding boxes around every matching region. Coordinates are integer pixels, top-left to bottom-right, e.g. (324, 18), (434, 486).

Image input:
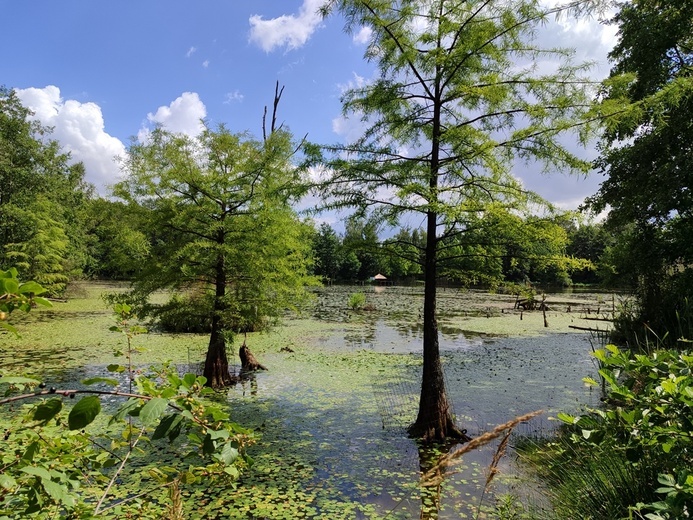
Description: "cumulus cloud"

(186, 46), (197, 58)
(138, 92), (207, 142)
(249, 0), (324, 52)
(353, 26), (372, 45)
(202, 59), (210, 68)
(15, 85), (126, 194)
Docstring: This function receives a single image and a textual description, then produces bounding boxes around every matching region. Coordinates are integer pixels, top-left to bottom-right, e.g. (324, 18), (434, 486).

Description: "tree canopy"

(0, 87), (93, 295)
(115, 122), (315, 387)
(587, 0), (693, 342)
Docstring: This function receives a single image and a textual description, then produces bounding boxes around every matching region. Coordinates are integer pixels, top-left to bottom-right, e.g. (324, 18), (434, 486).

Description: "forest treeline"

(1, 85), (619, 295)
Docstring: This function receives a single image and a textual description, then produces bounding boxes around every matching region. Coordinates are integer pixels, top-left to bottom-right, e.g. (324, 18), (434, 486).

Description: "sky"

(3, 0), (619, 226)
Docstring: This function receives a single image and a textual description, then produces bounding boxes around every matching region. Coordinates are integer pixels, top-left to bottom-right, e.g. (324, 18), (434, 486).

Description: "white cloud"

(202, 59), (210, 68)
(353, 26), (372, 45)
(336, 72), (368, 93)
(138, 92), (207, 142)
(223, 90), (244, 104)
(186, 46), (197, 58)
(249, 0), (324, 52)
(14, 85), (126, 194)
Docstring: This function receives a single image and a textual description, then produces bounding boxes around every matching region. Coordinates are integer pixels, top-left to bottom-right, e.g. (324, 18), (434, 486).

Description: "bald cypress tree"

(316, 0), (596, 441)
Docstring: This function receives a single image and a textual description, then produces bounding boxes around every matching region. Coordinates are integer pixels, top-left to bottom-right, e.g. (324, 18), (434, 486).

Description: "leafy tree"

(115, 110), (314, 387)
(0, 88), (93, 292)
(83, 198), (151, 280)
(342, 215), (384, 280)
(565, 221), (615, 284)
(315, 0), (595, 441)
(312, 222), (342, 282)
(587, 0), (693, 343)
(381, 228), (423, 281)
(4, 196), (70, 295)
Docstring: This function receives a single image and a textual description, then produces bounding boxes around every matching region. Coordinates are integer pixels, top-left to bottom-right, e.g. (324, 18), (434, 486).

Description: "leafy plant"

(524, 344), (693, 519)
(0, 298), (254, 518)
(348, 292), (366, 310)
(0, 267), (52, 335)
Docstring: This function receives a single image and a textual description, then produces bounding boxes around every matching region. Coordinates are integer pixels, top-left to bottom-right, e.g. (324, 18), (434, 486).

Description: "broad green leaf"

(110, 398), (141, 423)
(32, 297), (52, 308)
(0, 473), (17, 490)
(33, 398), (63, 423)
(218, 443), (239, 465)
(22, 441), (40, 461)
(3, 279), (19, 295)
(41, 479), (66, 502)
(107, 364), (125, 373)
(152, 413), (184, 441)
(183, 373), (197, 388)
(207, 429), (230, 441)
(68, 396), (101, 430)
(18, 281), (46, 295)
(21, 466), (52, 480)
(139, 397), (168, 425)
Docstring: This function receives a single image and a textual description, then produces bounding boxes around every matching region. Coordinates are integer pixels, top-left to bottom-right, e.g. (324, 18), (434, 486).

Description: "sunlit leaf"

(139, 397), (168, 425)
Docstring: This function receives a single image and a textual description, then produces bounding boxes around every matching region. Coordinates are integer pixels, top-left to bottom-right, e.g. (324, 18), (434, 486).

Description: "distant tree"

(338, 251), (362, 281)
(115, 96), (314, 387)
(565, 221), (615, 285)
(342, 215), (383, 279)
(312, 222), (342, 282)
(84, 198), (151, 280)
(587, 0), (693, 341)
(316, 0), (596, 441)
(382, 228), (423, 280)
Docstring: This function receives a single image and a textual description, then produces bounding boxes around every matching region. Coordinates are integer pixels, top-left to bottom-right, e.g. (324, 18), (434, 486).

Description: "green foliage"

(348, 292), (367, 310)
(0, 302), (254, 518)
(526, 345), (693, 518)
(0, 88), (94, 291)
(587, 0), (693, 341)
(0, 267), (52, 335)
(114, 117), (317, 386)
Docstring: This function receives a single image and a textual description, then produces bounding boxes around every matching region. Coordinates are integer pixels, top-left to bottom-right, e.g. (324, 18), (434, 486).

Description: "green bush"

(523, 345), (693, 519)
(348, 292), (366, 310)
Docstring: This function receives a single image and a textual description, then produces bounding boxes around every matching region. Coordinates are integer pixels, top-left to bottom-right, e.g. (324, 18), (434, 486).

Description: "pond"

(0, 282), (616, 518)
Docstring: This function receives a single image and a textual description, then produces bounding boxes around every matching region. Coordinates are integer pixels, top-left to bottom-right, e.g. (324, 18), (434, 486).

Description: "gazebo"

(373, 273), (387, 286)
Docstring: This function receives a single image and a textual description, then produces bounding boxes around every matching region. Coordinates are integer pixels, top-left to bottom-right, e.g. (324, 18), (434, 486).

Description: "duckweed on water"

(0, 282), (612, 518)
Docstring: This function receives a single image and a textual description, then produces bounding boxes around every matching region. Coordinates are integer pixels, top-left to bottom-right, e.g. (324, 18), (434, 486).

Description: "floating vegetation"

(0, 282), (610, 518)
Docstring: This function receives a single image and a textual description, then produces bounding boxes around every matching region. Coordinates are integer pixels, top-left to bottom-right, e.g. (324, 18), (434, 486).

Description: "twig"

(94, 426), (146, 514)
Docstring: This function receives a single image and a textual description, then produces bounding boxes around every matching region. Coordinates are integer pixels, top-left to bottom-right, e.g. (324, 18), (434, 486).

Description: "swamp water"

(1, 283), (613, 518)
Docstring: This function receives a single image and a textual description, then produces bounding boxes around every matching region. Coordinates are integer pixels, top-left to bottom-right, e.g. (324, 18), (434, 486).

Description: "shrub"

(348, 292), (366, 310)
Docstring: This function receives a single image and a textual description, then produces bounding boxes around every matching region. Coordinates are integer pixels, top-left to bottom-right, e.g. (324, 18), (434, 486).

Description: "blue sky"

(3, 0), (618, 222)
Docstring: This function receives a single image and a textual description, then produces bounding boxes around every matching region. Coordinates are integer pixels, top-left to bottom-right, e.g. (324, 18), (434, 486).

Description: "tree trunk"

(408, 57), (468, 442)
(240, 342), (267, 371)
(203, 248), (235, 388)
(409, 212), (469, 443)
